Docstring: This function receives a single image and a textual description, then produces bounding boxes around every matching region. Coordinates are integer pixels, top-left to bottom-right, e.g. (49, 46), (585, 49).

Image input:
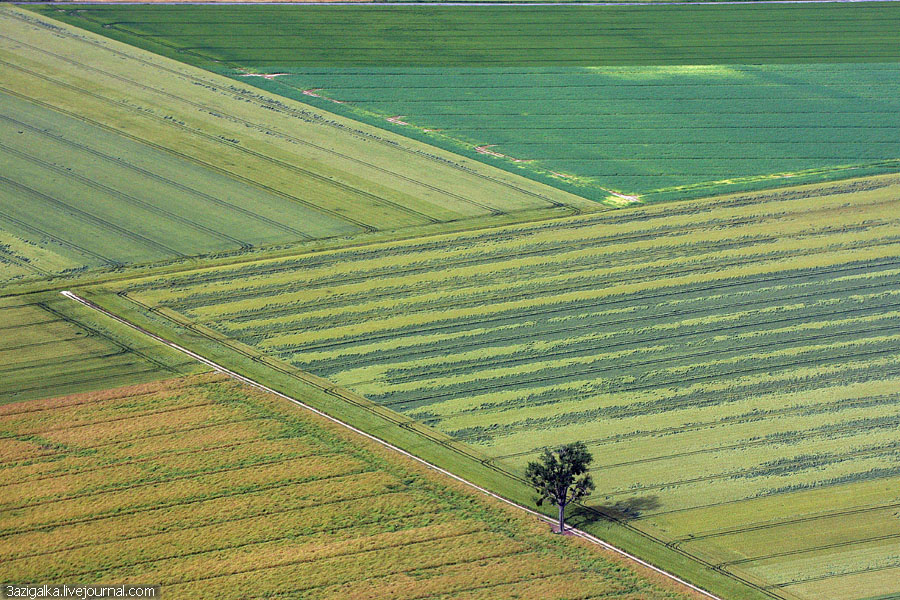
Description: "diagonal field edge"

(59, 289), (723, 600)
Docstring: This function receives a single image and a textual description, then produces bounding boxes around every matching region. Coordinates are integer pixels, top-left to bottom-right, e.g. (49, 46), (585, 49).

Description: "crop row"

(2, 6), (582, 284)
(11, 6), (572, 212)
(117, 174), (900, 600)
(150, 189), (896, 320)
(223, 239), (900, 349)
(42, 3), (900, 210)
(174, 221), (900, 337)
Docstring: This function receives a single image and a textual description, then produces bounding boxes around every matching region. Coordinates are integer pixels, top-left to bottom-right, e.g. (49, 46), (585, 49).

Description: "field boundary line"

(1, 10), (563, 216)
(60, 289), (722, 600)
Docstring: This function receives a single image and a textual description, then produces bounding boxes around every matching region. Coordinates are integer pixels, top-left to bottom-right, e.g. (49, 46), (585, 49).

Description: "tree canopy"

(525, 441), (595, 533)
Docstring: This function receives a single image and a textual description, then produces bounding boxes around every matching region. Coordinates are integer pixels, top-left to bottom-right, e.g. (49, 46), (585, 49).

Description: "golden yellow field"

(0, 373), (700, 600)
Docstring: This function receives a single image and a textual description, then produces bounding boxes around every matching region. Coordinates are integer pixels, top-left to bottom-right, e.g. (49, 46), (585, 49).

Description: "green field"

(0, 374), (697, 600)
(42, 4), (900, 67)
(39, 3), (900, 202)
(110, 175), (900, 600)
(0, 293), (202, 405)
(0, 5), (591, 285)
(5, 4), (900, 600)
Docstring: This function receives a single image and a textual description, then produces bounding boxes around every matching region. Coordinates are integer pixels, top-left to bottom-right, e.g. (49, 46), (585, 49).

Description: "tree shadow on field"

(573, 495), (662, 525)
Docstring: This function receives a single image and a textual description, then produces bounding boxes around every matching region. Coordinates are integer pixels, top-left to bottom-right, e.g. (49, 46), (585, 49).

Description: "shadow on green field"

(578, 495), (662, 523)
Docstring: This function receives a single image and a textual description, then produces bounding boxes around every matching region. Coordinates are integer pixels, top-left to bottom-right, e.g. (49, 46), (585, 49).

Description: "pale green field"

(0, 5), (593, 285)
(116, 175), (900, 600)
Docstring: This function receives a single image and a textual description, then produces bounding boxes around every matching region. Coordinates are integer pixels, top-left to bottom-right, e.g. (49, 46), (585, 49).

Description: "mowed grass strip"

(119, 175), (900, 600)
(0, 375), (700, 600)
(0, 5), (592, 284)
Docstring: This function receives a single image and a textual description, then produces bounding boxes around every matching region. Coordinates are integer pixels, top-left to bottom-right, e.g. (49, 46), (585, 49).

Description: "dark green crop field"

(40, 3), (900, 203)
(40, 4), (900, 67)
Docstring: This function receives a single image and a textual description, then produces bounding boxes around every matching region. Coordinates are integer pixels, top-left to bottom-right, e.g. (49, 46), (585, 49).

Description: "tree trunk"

(558, 502), (565, 533)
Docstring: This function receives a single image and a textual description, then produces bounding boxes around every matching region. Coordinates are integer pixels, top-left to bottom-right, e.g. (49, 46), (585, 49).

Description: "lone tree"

(525, 442), (595, 534)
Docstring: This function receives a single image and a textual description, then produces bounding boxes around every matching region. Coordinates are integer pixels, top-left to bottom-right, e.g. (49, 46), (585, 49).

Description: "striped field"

(0, 294), (202, 405)
(0, 5), (591, 284)
(38, 3), (900, 202)
(0, 374), (699, 600)
(115, 175), (900, 600)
